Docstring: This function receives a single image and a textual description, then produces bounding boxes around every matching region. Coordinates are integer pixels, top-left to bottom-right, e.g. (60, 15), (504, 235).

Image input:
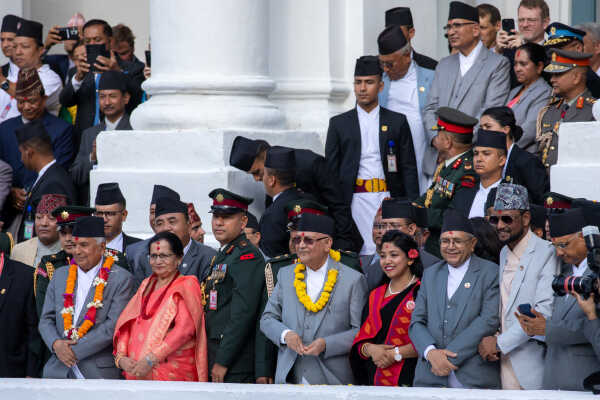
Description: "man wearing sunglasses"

(479, 183), (558, 389)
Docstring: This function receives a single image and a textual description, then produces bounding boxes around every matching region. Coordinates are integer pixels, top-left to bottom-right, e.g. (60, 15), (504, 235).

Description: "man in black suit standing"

(325, 55), (418, 259)
(13, 121), (76, 242)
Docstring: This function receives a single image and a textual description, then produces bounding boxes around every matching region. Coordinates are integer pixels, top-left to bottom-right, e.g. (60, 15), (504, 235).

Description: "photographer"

(517, 208), (600, 390)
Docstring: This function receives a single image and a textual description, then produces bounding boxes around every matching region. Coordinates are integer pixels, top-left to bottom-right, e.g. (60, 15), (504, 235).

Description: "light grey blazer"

(38, 262), (133, 379)
(507, 77), (552, 153)
(409, 255), (501, 388)
(543, 265), (600, 391)
(260, 256), (368, 384)
(496, 232), (558, 389)
(422, 44), (510, 176)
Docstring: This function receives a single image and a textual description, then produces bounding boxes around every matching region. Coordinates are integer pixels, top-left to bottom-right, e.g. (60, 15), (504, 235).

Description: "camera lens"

(552, 275), (597, 297)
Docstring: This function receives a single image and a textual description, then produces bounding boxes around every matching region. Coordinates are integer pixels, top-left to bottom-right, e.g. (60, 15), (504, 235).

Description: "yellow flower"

(294, 262), (339, 313)
(329, 249), (341, 262)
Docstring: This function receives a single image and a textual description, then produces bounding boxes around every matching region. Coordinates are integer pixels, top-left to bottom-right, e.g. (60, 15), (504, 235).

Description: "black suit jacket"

(325, 106), (420, 205)
(0, 258), (41, 377)
(1, 62), (9, 78)
(259, 187), (303, 258)
(291, 148), (363, 253)
(450, 185), (478, 217)
(18, 162), (77, 242)
(123, 233), (142, 253)
(505, 144), (549, 205)
(413, 50), (437, 70)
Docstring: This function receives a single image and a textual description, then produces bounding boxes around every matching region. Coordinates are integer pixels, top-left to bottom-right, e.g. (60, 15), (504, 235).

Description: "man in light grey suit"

(518, 208), (600, 391)
(409, 209), (500, 388)
(478, 183), (558, 389)
(260, 214), (367, 385)
(39, 216), (133, 379)
(423, 1), (510, 177)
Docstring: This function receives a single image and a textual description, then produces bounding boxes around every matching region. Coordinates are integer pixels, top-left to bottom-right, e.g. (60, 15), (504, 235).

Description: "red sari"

(113, 275), (208, 381)
(351, 281), (420, 386)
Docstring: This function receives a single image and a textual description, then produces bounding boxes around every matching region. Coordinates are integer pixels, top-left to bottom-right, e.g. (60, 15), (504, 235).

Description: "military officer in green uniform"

(203, 188), (266, 383)
(414, 107), (479, 257)
(536, 49), (596, 171)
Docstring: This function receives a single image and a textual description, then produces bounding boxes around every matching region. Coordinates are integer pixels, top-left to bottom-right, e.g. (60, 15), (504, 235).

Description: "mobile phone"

(518, 303), (536, 318)
(86, 44), (110, 73)
(145, 50), (151, 67)
(502, 18), (516, 34)
(57, 26), (79, 41)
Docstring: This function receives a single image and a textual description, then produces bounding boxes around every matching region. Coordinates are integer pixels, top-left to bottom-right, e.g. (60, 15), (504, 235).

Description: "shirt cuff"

(71, 74), (83, 92)
(281, 329), (291, 345)
(532, 335), (545, 342)
(424, 344), (436, 360)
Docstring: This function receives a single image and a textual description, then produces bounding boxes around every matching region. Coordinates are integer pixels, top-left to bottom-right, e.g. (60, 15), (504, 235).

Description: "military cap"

(433, 107), (478, 134)
(544, 22), (586, 48)
(245, 211), (259, 231)
(15, 119), (49, 145)
(95, 182), (125, 206)
(474, 129), (507, 150)
(385, 7), (413, 27)
(15, 18), (43, 45)
(494, 183), (529, 211)
(381, 198), (414, 220)
(572, 198), (600, 228)
(549, 208), (586, 238)
(72, 216), (105, 238)
(98, 70), (127, 92)
(377, 25), (408, 55)
(208, 188), (253, 214)
(187, 202), (200, 223)
(441, 209), (474, 234)
(544, 192), (573, 209)
(544, 49), (591, 74)
(155, 197), (188, 218)
(529, 204), (547, 229)
(265, 146), (295, 171)
(151, 184), (180, 204)
(448, 1), (479, 23)
(36, 193), (67, 215)
(354, 55), (382, 76)
(229, 136), (269, 172)
(296, 213), (335, 237)
(285, 198), (327, 221)
(1, 15), (20, 33)
(16, 68), (45, 98)
(52, 205), (95, 226)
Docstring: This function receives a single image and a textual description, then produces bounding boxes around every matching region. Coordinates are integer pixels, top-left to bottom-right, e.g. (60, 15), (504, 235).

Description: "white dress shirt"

(573, 258), (588, 277)
(459, 40), (484, 77)
(468, 179), (501, 218)
(107, 232), (124, 253)
(31, 159), (56, 190)
(104, 115), (123, 131)
(503, 144), (514, 178)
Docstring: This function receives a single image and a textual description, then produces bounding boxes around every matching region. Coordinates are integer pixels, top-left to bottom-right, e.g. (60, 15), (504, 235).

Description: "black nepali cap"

(155, 196), (188, 218)
(296, 213), (335, 237)
(549, 208), (586, 238)
(229, 136), (269, 172)
(412, 205), (429, 228)
(442, 209), (474, 234)
(95, 182), (125, 206)
(1, 15), (20, 33)
(474, 129), (507, 150)
(151, 185), (180, 205)
(529, 204), (547, 230)
(98, 70), (127, 92)
(245, 211), (259, 231)
(72, 216), (105, 238)
(209, 188), (253, 214)
(355, 55), (382, 76)
(385, 7), (413, 27)
(572, 198), (600, 229)
(15, 119), (49, 145)
(15, 18), (43, 45)
(448, 1), (479, 22)
(382, 198), (414, 220)
(377, 25), (408, 55)
(265, 146), (295, 170)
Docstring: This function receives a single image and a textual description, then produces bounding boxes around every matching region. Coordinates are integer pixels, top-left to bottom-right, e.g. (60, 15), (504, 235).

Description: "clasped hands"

(117, 353), (157, 378)
(284, 331), (326, 356)
(426, 348), (458, 377)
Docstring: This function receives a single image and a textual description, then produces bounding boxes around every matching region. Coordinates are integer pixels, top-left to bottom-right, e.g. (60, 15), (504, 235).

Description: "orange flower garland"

(61, 256), (114, 340)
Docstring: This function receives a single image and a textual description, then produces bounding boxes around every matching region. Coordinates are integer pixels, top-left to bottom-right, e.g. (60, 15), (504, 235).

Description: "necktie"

(93, 73), (101, 125)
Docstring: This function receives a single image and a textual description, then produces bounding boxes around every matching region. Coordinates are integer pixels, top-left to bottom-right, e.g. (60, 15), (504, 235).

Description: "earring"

(407, 260), (414, 266)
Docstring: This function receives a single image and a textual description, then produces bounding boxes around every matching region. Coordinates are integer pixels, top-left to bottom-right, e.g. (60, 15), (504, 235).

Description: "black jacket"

(413, 50), (437, 70)
(505, 144), (549, 205)
(450, 185), (478, 217)
(259, 187), (303, 258)
(0, 258), (41, 377)
(325, 106), (420, 204)
(123, 233), (142, 253)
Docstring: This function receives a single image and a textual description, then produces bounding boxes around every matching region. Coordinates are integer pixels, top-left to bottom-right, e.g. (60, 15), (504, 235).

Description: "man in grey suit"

(478, 183), (558, 389)
(0, 159), (12, 216)
(70, 70), (132, 205)
(423, 1), (510, 177)
(518, 208), (600, 391)
(409, 209), (500, 388)
(39, 216), (133, 379)
(261, 214), (368, 384)
(129, 195), (216, 289)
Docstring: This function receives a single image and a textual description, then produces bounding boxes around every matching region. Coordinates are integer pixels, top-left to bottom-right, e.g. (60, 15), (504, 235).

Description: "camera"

(552, 225), (600, 299)
(57, 26), (79, 41)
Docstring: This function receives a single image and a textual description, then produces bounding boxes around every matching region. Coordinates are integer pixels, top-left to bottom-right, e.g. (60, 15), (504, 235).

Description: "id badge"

(209, 290), (218, 310)
(23, 220), (34, 240)
(387, 154), (398, 173)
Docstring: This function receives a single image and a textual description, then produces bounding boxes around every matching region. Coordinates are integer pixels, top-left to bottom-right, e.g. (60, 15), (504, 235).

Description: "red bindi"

(156, 245), (160, 251)
(448, 231), (454, 236)
(74, 237), (79, 241)
(516, 50), (521, 58)
(498, 210), (502, 214)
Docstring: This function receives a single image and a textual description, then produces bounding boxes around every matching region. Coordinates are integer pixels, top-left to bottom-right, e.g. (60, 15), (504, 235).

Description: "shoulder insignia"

(46, 261), (55, 281)
(577, 96), (584, 109)
(225, 245), (234, 254)
(464, 160), (472, 170)
(239, 240), (247, 247)
(451, 158), (463, 169)
(240, 253), (255, 261)
(265, 263), (275, 297)
(460, 175), (476, 188)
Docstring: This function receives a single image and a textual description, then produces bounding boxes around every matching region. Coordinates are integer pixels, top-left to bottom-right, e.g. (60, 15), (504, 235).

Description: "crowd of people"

(2, 0), (600, 392)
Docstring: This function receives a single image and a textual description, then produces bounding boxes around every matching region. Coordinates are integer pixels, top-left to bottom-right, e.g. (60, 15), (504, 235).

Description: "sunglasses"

(291, 236), (328, 246)
(487, 215), (515, 225)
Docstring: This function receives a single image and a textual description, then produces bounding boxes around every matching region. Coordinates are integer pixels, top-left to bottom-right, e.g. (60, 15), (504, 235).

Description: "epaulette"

(587, 97), (596, 104)
(340, 249), (358, 258)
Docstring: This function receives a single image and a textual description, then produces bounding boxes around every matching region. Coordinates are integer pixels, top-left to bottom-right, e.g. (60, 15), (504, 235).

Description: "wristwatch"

(393, 346), (403, 362)
(0, 80), (8, 91)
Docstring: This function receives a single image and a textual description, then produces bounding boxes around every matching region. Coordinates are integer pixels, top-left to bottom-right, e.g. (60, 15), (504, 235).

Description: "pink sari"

(113, 275), (208, 381)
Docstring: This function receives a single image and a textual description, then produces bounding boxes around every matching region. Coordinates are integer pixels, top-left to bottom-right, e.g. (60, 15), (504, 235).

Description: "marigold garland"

(293, 249), (341, 312)
(61, 256), (114, 340)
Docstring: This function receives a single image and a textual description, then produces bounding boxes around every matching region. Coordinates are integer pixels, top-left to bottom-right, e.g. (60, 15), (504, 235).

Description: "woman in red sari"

(351, 230), (422, 386)
(113, 231), (208, 381)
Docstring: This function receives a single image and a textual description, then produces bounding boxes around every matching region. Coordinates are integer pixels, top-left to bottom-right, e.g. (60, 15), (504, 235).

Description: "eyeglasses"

(443, 22), (477, 32)
(487, 215), (516, 225)
(291, 236), (328, 246)
(374, 222), (410, 230)
(148, 253), (175, 262)
(552, 235), (578, 249)
(379, 60), (395, 69)
(94, 209), (124, 218)
(440, 238), (471, 247)
(518, 18), (541, 24)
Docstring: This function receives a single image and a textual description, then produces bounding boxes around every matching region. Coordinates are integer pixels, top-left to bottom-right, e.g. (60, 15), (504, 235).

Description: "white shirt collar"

(573, 258), (588, 277)
(104, 114), (123, 131)
(458, 40), (483, 76)
(480, 177), (502, 191)
(272, 192), (282, 203)
(357, 104), (380, 119)
(447, 257), (471, 299)
(448, 257), (471, 273)
(183, 239), (192, 256)
(444, 150), (469, 168)
(74, 258), (103, 321)
(106, 232), (124, 253)
(32, 159), (56, 188)
(305, 256), (330, 302)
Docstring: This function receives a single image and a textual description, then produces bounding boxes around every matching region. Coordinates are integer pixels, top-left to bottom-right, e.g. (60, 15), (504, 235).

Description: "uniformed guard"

(414, 107), (479, 257)
(536, 49), (596, 171)
(203, 188), (266, 383)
